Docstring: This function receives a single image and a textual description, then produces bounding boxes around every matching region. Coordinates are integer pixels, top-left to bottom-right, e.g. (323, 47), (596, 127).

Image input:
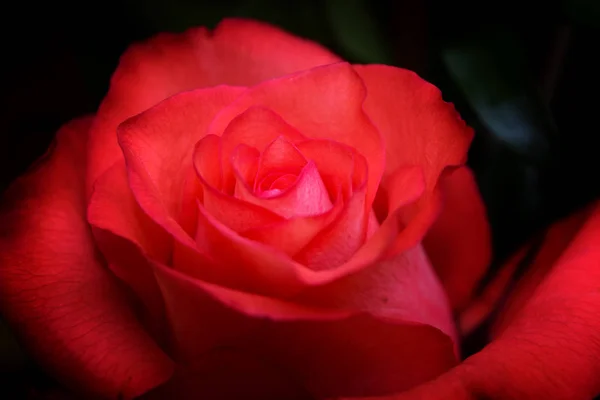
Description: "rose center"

(256, 173), (298, 198)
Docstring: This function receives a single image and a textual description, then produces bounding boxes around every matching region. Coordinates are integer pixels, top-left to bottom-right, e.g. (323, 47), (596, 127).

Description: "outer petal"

(88, 160), (171, 341)
(341, 201), (600, 400)
(423, 166), (492, 311)
(354, 65), (472, 188)
(117, 85), (245, 248)
(86, 18), (341, 195)
(0, 118), (173, 399)
(490, 205), (593, 337)
(152, 262), (457, 399)
(296, 244), (457, 347)
(459, 206), (589, 336)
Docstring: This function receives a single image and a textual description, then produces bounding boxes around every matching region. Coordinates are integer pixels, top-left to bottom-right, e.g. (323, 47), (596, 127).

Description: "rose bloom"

(1, 19), (599, 400)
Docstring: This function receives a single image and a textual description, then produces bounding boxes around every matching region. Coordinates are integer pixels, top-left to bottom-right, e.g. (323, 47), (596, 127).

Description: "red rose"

(1, 19), (494, 399)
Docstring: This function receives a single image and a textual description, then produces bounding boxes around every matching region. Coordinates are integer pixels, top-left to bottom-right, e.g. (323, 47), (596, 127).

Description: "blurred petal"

(87, 18), (341, 195)
(423, 166), (492, 311)
(0, 118), (173, 399)
(490, 205), (593, 337)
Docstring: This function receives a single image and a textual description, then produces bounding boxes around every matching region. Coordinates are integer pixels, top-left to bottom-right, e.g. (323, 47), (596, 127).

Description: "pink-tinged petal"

(423, 166), (492, 311)
(88, 161), (170, 341)
(293, 166), (427, 285)
(185, 167), (426, 295)
(354, 65), (472, 188)
(195, 134), (285, 232)
(86, 18), (341, 195)
(268, 174), (298, 191)
(294, 187), (367, 270)
(153, 263), (457, 399)
(118, 86), (245, 246)
(0, 118), (173, 399)
(237, 161), (333, 218)
(219, 106), (308, 192)
(296, 139), (367, 199)
(297, 244), (457, 347)
(347, 201), (600, 400)
(255, 136), (307, 186)
(208, 63), (385, 210)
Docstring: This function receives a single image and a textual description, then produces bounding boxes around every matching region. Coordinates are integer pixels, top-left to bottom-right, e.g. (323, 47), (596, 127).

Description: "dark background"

(0, 0), (598, 397)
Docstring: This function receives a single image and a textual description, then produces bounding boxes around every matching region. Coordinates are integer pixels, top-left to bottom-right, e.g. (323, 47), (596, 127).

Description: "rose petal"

(237, 160), (333, 219)
(255, 135), (308, 187)
(153, 262), (457, 399)
(368, 166), (434, 259)
(347, 201), (600, 400)
(241, 198), (344, 256)
(195, 134), (285, 232)
(296, 139), (368, 199)
(192, 202), (306, 296)
(219, 106), (308, 193)
(294, 186), (367, 270)
(423, 166), (492, 311)
(118, 86), (245, 247)
(88, 160), (170, 340)
(86, 18), (341, 195)
(297, 243), (457, 347)
(354, 65), (472, 188)
(490, 205), (593, 337)
(184, 167), (427, 295)
(208, 63), (385, 211)
(0, 118), (173, 399)
(231, 144), (260, 189)
(232, 136), (333, 219)
(458, 245), (528, 337)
